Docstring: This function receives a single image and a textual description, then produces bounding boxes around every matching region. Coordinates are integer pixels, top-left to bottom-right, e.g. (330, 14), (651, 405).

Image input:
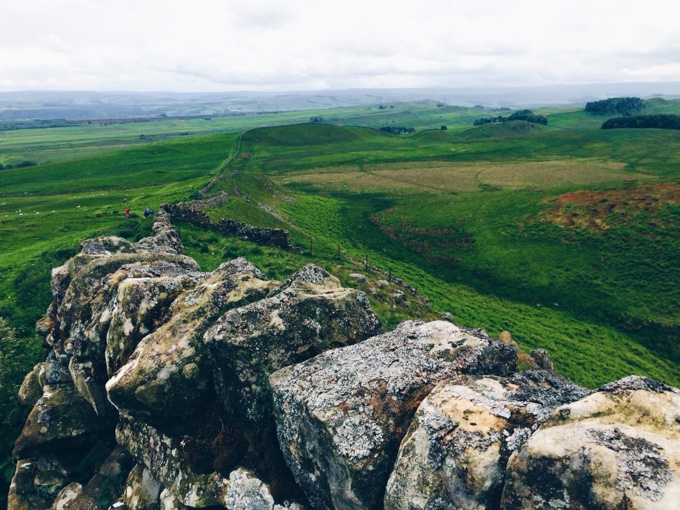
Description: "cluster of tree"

(601, 114), (680, 130)
(379, 126), (416, 135)
(309, 116), (324, 123)
(473, 109), (548, 126)
(474, 116), (506, 126)
(0, 161), (36, 170)
(585, 97), (644, 116)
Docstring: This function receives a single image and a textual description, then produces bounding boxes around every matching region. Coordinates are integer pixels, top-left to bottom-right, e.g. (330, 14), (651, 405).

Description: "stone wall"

(161, 200), (292, 250)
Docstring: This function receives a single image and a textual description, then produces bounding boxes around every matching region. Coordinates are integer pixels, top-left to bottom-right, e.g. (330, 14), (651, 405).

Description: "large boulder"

(42, 212), (199, 415)
(13, 383), (115, 459)
(56, 256), (200, 415)
(270, 320), (516, 510)
(384, 371), (591, 509)
(204, 264), (383, 426)
(501, 376), (680, 509)
(106, 258), (279, 420)
(105, 271), (202, 376)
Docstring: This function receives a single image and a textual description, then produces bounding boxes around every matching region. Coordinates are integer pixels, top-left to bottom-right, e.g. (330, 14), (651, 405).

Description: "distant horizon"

(2, 82), (679, 120)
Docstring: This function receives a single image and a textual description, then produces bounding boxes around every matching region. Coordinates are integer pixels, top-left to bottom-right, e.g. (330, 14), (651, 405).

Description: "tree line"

(601, 114), (680, 130)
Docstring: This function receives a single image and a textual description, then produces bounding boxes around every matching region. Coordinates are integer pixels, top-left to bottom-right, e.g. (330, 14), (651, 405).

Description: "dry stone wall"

(161, 201), (291, 250)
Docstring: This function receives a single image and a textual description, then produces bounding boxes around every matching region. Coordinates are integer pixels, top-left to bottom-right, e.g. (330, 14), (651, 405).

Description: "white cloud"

(1, 0), (679, 91)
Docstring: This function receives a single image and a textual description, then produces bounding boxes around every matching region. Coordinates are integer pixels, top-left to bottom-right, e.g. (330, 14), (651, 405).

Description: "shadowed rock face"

(8, 213), (680, 510)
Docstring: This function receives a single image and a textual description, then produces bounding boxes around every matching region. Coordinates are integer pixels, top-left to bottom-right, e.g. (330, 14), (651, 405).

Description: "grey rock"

(391, 291), (406, 305)
(121, 464), (162, 510)
(34, 470), (69, 500)
(530, 348), (554, 372)
(270, 320), (516, 510)
(501, 376), (680, 509)
(384, 371), (590, 509)
(18, 363), (45, 408)
(205, 263), (382, 426)
(349, 273), (367, 284)
(13, 383), (115, 458)
(115, 417), (216, 508)
(106, 258), (278, 419)
(210, 468), (275, 510)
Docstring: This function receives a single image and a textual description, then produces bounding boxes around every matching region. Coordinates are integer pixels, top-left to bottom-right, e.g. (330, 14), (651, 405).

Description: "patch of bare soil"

(545, 184), (680, 231)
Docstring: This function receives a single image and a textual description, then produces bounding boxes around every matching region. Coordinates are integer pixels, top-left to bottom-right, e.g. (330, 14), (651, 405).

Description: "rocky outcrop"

(384, 371), (590, 509)
(270, 321), (517, 510)
(8, 213), (680, 510)
(205, 264), (382, 426)
(501, 376), (680, 510)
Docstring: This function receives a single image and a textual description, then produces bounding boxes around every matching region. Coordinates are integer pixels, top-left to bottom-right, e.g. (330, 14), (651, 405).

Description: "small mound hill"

(457, 120), (550, 140)
(242, 123), (387, 147)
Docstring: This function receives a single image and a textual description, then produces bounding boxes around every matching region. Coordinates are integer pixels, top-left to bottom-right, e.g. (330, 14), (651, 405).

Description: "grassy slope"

(211, 121), (680, 388)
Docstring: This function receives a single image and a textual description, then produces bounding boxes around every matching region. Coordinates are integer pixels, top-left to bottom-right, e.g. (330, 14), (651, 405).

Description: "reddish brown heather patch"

(545, 184), (680, 231)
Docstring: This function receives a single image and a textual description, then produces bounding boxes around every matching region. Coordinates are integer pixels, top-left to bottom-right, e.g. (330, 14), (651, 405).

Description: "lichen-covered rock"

(115, 417), (216, 508)
(7, 460), (50, 510)
(39, 212), (198, 415)
(13, 384), (115, 458)
(158, 489), (188, 510)
(105, 273), (201, 376)
(34, 470), (69, 500)
(106, 258), (278, 419)
(135, 209), (184, 255)
(384, 371), (590, 509)
(500, 376), (680, 509)
(270, 320), (516, 510)
(8, 443), (130, 510)
(205, 264), (383, 425)
(210, 468), (276, 509)
(56, 255), (200, 415)
(18, 362), (45, 408)
(48, 482), (90, 510)
(120, 464), (162, 510)
(208, 468), (308, 510)
(529, 349), (554, 372)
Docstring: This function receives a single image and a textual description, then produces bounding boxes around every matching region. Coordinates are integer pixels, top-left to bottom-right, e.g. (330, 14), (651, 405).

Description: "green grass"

(208, 117), (680, 388)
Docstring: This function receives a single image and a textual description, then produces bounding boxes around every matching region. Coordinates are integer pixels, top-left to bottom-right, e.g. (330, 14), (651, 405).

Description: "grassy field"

(210, 117), (680, 389)
(1, 97), (680, 507)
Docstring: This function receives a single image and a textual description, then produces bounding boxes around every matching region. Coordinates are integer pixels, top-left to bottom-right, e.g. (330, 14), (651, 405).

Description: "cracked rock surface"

(384, 371), (590, 510)
(500, 376), (680, 510)
(270, 320), (517, 510)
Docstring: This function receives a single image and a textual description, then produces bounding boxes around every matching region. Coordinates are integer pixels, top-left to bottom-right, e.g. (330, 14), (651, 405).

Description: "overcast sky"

(1, 0), (679, 92)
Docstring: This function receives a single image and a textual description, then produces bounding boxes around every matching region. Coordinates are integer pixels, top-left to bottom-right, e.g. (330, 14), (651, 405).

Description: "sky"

(1, 0), (679, 93)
